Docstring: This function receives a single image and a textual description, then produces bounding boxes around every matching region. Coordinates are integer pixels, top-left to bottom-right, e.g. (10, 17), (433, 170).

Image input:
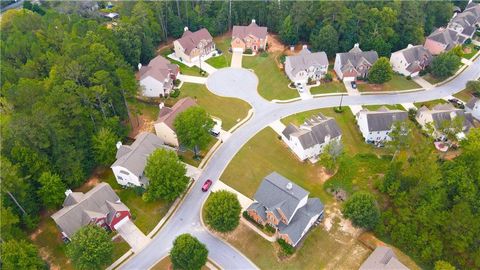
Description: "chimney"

(290, 46), (295, 51)
(159, 102), (164, 109)
(302, 45), (308, 49)
(65, 189), (73, 197)
(354, 43), (360, 48)
(138, 63), (142, 70)
(251, 19), (256, 24)
(184, 26), (189, 32)
(116, 141), (122, 149)
(407, 44), (413, 49)
(286, 182), (293, 190)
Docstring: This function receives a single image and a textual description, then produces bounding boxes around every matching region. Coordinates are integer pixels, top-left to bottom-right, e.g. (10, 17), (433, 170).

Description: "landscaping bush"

(406, 75), (412, 80)
(465, 38), (472, 45)
(173, 79), (181, 87)
(217, 49), (223, 54)
(260, 51), (268, 57)
(408, 108), (417, 122)
(265, 224), (276, 234)
(419, 68), (429, 76)
(170, 89), (180, 98)
(289, 82), (295, 88)
(280, 54), (287, 64)
(277, 239), (295, 255)
(324, 73), (333, 82)
(244, 48), (253, 54)
(242, 211), (264, 229)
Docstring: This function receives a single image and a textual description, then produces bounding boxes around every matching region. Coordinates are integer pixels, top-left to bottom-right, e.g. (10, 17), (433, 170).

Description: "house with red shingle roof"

(138, 55), (179, 97)
(173, 27), (215, 64)
(231, 19), (268, 53)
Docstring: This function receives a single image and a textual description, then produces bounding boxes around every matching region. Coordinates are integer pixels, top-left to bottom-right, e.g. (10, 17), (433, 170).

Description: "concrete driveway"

(177, 74), (207, 84)
(231, 51), (243, 68)
(116, 218), (150, 253)
(344, 80), (360, 95)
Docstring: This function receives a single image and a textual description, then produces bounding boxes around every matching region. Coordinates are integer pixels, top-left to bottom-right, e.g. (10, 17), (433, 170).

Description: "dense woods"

(0, 1), (477, 269)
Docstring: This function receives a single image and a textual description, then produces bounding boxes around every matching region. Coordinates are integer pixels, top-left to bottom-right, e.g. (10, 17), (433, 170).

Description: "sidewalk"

(413, 76), (434, 89)
(401, 103), (417, 111)
(349, 105), (363, 115)
(210, 180), (253, 211)
(177, 74), (207, 84)
(200, 61), (217, 74)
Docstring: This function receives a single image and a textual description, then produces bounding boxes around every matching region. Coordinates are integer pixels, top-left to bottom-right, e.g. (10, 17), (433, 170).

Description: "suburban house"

(284, 45), (329, 83)
(423, 27), (461, 55)
(231, 19), (268, 53)
(174, 27), (215, 64)
(333, 43), (378, 81)
(416, 104), (474, 140)
(447, 2), (480, 42)
(356, 107), (408, 143)
(359, 246), (409, 270)
(154, 97), (197, 147)
(137, 55), (179, 98)
(111, 132), (173, 187)
(281, 113), (342, 162)
(246, 172), (324, 247)
(390, 44), (433, 77)
(465, 97), (480, 120)
(51, 183), (131, 241)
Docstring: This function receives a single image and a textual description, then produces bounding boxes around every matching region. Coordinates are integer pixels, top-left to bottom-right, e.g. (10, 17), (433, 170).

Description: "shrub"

(406, 75), (412, 80)
(217, 49), (223, 54)
(464, 38), (472, 45)
(260, 51), (268, 57)
(419, 69), (428, 76)
(280, 54), (286, 64)
(204, 190), (241, 232)
(244, 48), (253, 54)
(173, 79), (181, 86)
(170, 89), (180, 98)
(265, 224), (276, 234)
(242, 211), (264, 229)
(324, 73), (333, 82)
(342, 191), (380, 230)
(408, 108), (417, 122)
(277, 239), (295, 255)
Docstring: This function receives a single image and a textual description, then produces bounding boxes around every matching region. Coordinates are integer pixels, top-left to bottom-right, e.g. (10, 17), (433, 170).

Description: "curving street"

(119, 58), (480, 270)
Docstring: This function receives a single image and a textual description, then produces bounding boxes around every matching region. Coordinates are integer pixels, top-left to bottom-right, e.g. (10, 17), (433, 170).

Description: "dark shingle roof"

(337, 44), (378, 71)
(400, 45), (433, 66)
(364, 109), (408, 132)
(285, 47), (329, 76)
(156, 97), (197, 129)
(466, 97), (478, 110)
(284, 114), (342, 149)
(427, 28), (459, 49)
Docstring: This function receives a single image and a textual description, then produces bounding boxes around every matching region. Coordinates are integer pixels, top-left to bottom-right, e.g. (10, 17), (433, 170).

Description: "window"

(115, 212), (121, 218)
(117, 176), (123, 181)
(120, 170), (130, 175)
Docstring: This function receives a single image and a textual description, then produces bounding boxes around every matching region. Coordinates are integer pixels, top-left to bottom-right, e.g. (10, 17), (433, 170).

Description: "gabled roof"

(417, 104), (474, 131)
(63, 192), (84, 207)
(176, 28), (213, 54)
(253, 172), (309, 223)
(232, 20), (268, 40)
(156, 97), (197, 130)
(283, 113), (342, 149)
(395, 45), (433, 67)
(285, 47), (329, 76)
(359, 246), (409, 270)
(111, 132), (170, 177)
(51, 183), (129, 238)
(359, 107), (408, 132)
(138, 55), (178, 83)
(337, 44), (378, 71)
(426, 27), (460, 49)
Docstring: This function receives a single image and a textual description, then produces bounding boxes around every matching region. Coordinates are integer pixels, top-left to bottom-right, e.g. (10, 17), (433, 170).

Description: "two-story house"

(356, 107), (408, 143)
(246, 172), (324, 247)
(284, 45), (329, 84)
(137, 55), (179, 97)
(231, 19), (268, 53)
(282, 113), (342, 162)
(390, 44), (433, 77)
(333, 43), (378, 81)
(174, 27), (215, 64)
(447, 1), (480, 42)
(416, 104), (474, 140)
(465, 97), (480, 120)
(424, 27), (461, 55)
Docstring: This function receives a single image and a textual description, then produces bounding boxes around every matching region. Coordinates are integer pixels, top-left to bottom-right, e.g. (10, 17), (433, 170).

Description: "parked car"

(201, 179), (213, 192)
(297, 85), (305, 93)
(448, 98), (464, 109)
(351, 81), (357, 89)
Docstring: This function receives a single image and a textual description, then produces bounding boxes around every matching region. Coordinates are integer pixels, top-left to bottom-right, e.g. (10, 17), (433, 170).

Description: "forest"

(0, 1), (478, 269)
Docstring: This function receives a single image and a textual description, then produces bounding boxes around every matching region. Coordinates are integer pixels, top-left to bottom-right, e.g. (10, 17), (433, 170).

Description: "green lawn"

(205, 54), (229, 69)
(163, 83), (251, 131)
(362, 104), (405, 111)
(414, 99), (447, 109)
(454, 89), (475, 102)
(242, 53), (299, 100)
(158, 48), (204, 76)
(205, 35), (232, 68)
(178, 138), (218, 167)
(422, 65), (462, 85)
(358, 74), (421, 92)
(463, 44), (479, 59)
(310, 81), (347, 95)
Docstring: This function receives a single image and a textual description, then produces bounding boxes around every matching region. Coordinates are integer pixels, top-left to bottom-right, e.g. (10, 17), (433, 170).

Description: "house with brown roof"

(51, 183), (131, 241)
(138, 55), (179, 98)
(231, 19), (268, 53)
(390, 44), (433, 77)
(333, 43), (378, 81)
(154, 97), (197, 147)
(174, 27), (215, 64)
(424, 27), (461, 55)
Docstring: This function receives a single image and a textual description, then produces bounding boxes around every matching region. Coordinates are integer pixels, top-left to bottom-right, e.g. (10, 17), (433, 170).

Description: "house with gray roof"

(174, 27), (215, 64)
(356, 107), (408, 143)
(447, 1), (480, 41)
(284, 45), (329, 84)
(416, 103), (474, 140)
(282, 113), (342, 162)
(137, 55), (179, 98)
(390, 44), (433, 77)
(333, 43), (378, 81)
(465, 97), (480, 120)
(246, 172), (324, 247)
(424, 27), (461, 55)
(111, 132), (173, 187)
(359, 246), (409, 270)
(51, 183), (131, 240)
(231, 19), (268, 53)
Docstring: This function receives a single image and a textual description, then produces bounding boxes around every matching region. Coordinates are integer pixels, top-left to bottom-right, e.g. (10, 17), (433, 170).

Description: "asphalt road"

(119, 58), (480, 270)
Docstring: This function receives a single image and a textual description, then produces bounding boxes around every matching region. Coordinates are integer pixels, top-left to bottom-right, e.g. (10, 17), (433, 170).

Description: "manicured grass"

(463, 44), (479, 59)
(414, 99), (447, 109)
(205, 35), (232, 68)
(205, 54), (229, 69)
(454, 89), (475, 102)
(178, 138), (218, 167)
(242, 53), (299, 100)
(362, 104), (405, 111)
(358, 74), (421, 92)
(310, 81), (347, 95)
(163, 83), (251, 131)
(158, 48), (204, 76)
(421, 73), (444, 85)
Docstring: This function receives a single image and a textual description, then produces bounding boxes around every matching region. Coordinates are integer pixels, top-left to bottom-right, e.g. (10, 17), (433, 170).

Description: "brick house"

(231, 19), (268, 53)
(174, 27), (215, 64)
(333, 43), (378, 81)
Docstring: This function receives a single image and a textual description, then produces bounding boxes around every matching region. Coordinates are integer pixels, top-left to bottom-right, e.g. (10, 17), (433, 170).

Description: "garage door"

(233, 47), (244, 53)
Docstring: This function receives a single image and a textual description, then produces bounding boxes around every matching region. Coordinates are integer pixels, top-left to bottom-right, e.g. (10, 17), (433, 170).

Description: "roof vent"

(251, 19), (256, 24)
(353, 43), (359, 48)
(184, 26), (189, 32)
(137, 63), (142, 70)
(302, 45), (308, 49)
(65, 189), (73, 197)
(407, 44), (413, 49)
(286, 182), (293, 190)
(116, 141), (122, 149)
(159, 102), (164, 109)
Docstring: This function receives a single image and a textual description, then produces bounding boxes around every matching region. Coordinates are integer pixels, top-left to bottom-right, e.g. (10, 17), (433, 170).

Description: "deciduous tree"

(92, 127), (120, 166)
(37, 171), (66, 209)
(343, 191), (380, 230)
(174, 106), (214, 158)
(1, 239), (45, 269)
(430, 51), (461, 78)
(368, 57), (393, 84)
(170, 234), (208, 270)
(310, 24), (338, 58)
(204, 190), (241, 232)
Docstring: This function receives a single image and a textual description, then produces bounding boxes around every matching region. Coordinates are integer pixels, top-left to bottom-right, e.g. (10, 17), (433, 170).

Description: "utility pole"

(339, 93), (344, 109)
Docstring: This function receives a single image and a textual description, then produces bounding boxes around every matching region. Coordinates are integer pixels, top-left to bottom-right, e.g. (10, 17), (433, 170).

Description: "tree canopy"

(66, 225), (114, 270)
(430, 51), (461, 78)
(37, 171), (66, 209)
(144, 148), (189, 202)
(204, 190), (241, 232)
(174, 106), (214, 157)
(368, 57), (393, 84)
(170, 234), (208, 270)
(310, 24), (339, 58)
(343, 191), (380, 230)
(92, 127), (120, 166)
(1, 239), (45, 270)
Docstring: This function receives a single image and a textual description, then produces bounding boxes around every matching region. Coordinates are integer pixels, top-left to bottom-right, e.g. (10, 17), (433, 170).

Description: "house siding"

(111, 166), (141, 187)
(424, 39), (447, 55)
(154, 122), (179, 147)
(109, 210), (131, 230)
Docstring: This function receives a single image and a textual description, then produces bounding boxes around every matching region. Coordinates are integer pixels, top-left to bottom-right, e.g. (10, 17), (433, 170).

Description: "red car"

(201, 179), (213, 192)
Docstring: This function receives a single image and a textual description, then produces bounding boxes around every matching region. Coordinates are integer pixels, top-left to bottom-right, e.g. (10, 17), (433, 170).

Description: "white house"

(111, 132), (173, 187)
(416, 104), (474, 140)
(173, 27), (215, 64)
(447, 1), (480, 42)
(465, 97), (480, 120)
(390, 44), (433, 77)
(356, 107), (408, 143)
(284, 45), (329, 83)
(281, 114), (342, 162)
(334, 43), (378, 81)
(138, 55), (179, 97)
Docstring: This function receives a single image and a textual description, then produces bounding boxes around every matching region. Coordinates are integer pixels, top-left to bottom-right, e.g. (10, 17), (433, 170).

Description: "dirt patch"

(267, 34), (286, 53)
(39, 248), (63, 270)
(317, 167), (335, 184)
(322, 203), (363, 238)
(128, 115), (155, 139)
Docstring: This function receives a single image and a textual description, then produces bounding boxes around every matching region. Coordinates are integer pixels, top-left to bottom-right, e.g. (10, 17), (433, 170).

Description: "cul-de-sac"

(1, 1), (480, 270)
